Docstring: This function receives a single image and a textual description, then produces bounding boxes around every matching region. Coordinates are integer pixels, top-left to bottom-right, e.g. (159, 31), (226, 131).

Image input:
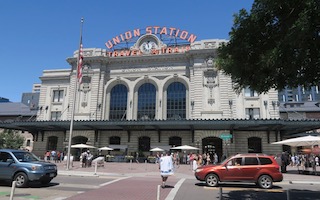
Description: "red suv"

(195, 154), (283, 189)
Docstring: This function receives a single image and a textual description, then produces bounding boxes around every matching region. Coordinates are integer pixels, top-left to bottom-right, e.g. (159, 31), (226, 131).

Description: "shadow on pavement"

(194, 182), (282, 189)
(223, 189), (320, 200)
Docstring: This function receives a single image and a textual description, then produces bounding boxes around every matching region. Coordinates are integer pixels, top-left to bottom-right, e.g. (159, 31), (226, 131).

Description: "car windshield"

(13, 152), (41, 162)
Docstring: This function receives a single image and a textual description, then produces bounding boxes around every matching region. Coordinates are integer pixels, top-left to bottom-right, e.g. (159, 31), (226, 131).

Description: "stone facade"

(32, 35), (282, 159)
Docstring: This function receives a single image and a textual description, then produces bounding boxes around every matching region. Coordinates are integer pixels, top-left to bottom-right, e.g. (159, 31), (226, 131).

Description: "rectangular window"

(52, 90), (64, 103)
(245, 108), (260, 119)
(244, 87), (258, 97)
(51, 111), (61, 120)
(244, 157), (259, 165)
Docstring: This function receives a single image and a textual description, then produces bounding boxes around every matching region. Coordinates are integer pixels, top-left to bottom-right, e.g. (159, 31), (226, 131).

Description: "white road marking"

(99, 176), (131, 187)
(165, 178), (186, 200)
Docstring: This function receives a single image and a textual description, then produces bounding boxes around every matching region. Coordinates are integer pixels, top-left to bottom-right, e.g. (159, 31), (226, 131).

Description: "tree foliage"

(217, 0), (320, 93)
(0, 129), (24, 149)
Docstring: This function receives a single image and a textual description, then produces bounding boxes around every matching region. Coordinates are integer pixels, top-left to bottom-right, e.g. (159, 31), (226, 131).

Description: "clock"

(141, 41), (157, 53)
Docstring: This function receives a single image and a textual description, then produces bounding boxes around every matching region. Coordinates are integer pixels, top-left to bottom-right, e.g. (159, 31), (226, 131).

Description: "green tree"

(0, 129), (24, 149)
(217, 0), (320, 93)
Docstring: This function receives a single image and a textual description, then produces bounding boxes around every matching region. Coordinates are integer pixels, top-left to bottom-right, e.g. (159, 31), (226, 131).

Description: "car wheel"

(14, 172), (29, 188)
(205, 173), (219, 187)
(258, 175), (273, 189)
(40, 179), (52, 185)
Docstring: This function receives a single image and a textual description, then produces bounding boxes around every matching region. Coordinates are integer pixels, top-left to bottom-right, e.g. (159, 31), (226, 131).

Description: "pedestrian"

(56, 151), (60, 163)
(135, 152), (139, 163)
(192, 154), (198, 172)
(81, 151), (88, 168)
(214, 153), (218, 164)
(159, 151), (174, 188)
(281, 151), (289, 173)
(45, 151), (50, 162)
(206, 153), (211, 165)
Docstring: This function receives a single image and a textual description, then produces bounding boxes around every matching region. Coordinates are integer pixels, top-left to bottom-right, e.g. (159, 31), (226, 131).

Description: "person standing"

(159, 151), (174, 188)
(206, 153), (211, 165)
(214, 153), (218, 164)
(281, 152), (289, 173)
(135, 152), (139, 163)
(192, 154), (199, 172)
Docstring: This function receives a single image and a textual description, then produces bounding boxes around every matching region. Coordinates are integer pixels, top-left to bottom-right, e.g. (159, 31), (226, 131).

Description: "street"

(0, 163), (319, 200)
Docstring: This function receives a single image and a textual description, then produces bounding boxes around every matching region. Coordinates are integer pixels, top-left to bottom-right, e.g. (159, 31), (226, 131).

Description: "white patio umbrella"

(71, 143), (97, 149)
(272, 135), (320, 147)
(171, 145), (199, 150)
(98, 146), (114, 151)
(150, 147), (164, 152)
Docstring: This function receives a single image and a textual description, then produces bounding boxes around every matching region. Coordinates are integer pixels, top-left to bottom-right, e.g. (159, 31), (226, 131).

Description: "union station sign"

(105, 26), (197, 57)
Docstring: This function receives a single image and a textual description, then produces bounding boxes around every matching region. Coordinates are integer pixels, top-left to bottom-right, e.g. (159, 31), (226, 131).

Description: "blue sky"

(0, 1), (254, 102)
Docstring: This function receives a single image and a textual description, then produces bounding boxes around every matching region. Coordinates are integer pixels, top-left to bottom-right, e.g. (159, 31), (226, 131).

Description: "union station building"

(2, 26), (320, 160)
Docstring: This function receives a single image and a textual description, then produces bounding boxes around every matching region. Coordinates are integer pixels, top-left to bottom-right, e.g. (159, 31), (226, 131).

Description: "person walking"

(135, 152), (139, 163)
(159, 151), (174, 188)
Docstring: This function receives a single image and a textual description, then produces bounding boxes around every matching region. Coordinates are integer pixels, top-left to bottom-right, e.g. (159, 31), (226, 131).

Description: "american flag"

(77, 42), (83, 83)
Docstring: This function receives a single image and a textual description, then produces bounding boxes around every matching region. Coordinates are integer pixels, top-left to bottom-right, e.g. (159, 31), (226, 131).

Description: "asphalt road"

(0, 163), (319, 200)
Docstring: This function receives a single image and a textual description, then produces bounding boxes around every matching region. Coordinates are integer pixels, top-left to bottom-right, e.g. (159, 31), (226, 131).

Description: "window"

(167, 82), (186, 119)
(50, 111), (61, 120)
(227, 158), (242, 166)
(52, 90), (64, 102)
(259, 157), (273, 165)
(244, 87), (258, 97)
(109, 84), (128, 120)
(138, 136), (150, 152)
(0, 152), (12, 162)
(244, 157), (259, 165)
(47, 136), (58, 151)
(248, 137), (262, 153)
(109, 136), (120, 145)
(169, 136), (182, 147)
(137, 83), (156, 120)
(245, 108), (260, 119)
(26, 140), (31, 147)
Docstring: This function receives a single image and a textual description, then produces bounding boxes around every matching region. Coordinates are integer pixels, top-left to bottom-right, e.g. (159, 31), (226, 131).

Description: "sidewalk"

(57, 161), (195, 179)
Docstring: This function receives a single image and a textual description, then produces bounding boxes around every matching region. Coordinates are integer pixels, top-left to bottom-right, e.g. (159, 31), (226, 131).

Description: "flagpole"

(66, 17), (84, 170)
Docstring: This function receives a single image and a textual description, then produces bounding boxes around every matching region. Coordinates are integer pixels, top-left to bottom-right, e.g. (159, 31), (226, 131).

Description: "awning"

(109, 145), (128, 150)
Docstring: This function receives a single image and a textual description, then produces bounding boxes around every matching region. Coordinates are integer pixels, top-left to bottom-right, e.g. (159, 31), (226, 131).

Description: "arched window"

(169, 136), (182, 147)
(248, 137), (262, 153)
(109, 136), (120, 145)
(26, 139), (31, 147)
(109, 84), (128, 120)
(138, 83), (156, 120)
(138, 136), (150, 152)
(167, 82), (186, 119)
(47, 136), (58, 150)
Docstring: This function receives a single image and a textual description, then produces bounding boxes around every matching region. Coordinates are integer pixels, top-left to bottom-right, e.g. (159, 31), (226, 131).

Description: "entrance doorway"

(71, 136), (88, 160)
(202, 137), (223, 162)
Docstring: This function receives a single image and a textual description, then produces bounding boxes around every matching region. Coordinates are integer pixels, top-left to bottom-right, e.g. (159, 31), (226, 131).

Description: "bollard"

(10, 181), (16, 200)
(219, 187), (223, 200)
(94, 161), (98, 175)
(145, 160), (147, 171)
(287, 189), (290, 200)
(157, 185), (160, 200)
(130, 159), (132, 170)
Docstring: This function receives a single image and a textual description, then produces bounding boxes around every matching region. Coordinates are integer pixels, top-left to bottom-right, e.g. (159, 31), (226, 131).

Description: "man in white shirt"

(159, 151), (174, 188)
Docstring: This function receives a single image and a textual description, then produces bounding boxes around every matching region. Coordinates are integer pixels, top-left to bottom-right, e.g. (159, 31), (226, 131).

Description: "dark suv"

(0, 149), (57, 187)
(195, 154), (283, 189)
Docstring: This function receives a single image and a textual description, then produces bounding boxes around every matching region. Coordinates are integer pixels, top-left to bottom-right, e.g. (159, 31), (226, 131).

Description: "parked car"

(0, 149), (57, 187)
(195, 154), (283, 189)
